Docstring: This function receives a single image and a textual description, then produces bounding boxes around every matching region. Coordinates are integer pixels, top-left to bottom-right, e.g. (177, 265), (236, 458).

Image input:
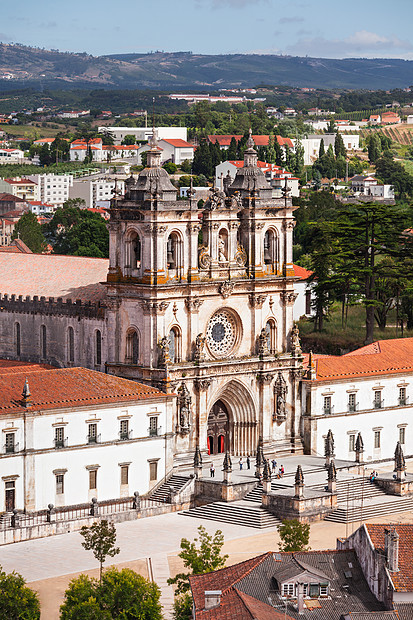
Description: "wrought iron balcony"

(373, 398), (384, 409)
(87, 433), (101, 445)
(347, 402), (359, 413)
(54, 437), (68, 449)
(323, 405), (334, 415)
(4, 442), (19, 454)
(399, 396), (409, 406)
(148, 426), (162, 437)
(119, 430), (132, 441)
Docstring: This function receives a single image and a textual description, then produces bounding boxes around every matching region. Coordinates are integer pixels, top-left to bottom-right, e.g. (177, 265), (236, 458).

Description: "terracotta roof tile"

(311, 338), (413, 382)
(365, 524), (413, 592)
(293, 264), (313, 280)
(0, 366), (167, 414)
(161, 139), (193, 148)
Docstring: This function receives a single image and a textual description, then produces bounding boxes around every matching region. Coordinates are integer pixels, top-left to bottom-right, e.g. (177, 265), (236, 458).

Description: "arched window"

(265, 320), (277, 354)
(95, 330), (102, 366)
(263, 229), (278, 270)
(126, 330), (139, 365)
(14, 322), (21, 357)
(40, 325), (47, 359)
(166, 233), (182, 278)
(126, 230), (141, 270)
(169, 327), (181, 363)
(67, 327), (74, 363)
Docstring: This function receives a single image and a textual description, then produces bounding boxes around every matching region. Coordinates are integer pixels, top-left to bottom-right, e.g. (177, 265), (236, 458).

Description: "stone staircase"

(324, 495), (413, 523)
(244, 482), (290, 503)
(148, 474), (191, 503)
(309, 477), (388, 503)
(180, 500), (281, 529)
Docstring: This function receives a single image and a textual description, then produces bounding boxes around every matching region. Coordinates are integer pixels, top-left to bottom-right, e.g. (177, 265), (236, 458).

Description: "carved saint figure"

(194, 333), (206, 362)
(258, 328), (269, 357)
(158, 336), (170, 367)
(218, 237), (227, 262)
(291, 323), (301, 354)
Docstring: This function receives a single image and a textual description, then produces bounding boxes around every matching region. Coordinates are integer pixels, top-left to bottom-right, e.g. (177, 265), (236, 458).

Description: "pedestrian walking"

(272, 459), (277, 471)
(239, 457), (243, 470)
(246, 455), (251, 469)
(281, 464), (285, 477)
(210, 464), (215, 478)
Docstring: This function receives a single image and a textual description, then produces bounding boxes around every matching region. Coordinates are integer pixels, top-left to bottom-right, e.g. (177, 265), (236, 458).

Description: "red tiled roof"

(310, 338), (413, 382)
(4, 178), (36, 185)
(208, 135), (293, 149)
(0, 193), (25, 203)
(0, 366), (168, 414)
(0, 239), (32, 254)
(161, 139), (193, 148)
(195, 588), (286, 620)
(0, 253), (108, 301)
(365, 524), (413, 592)
(293, 264), (313, 280)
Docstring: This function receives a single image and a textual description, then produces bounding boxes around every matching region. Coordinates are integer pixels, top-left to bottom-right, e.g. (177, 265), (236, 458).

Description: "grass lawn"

(400, 159), (413, 175)
(298, 303), (413, 355)
(0, 124), (62, 138)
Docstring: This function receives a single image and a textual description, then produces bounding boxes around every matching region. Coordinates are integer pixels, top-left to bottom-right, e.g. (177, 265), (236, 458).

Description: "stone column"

(327, 460), (337, 494)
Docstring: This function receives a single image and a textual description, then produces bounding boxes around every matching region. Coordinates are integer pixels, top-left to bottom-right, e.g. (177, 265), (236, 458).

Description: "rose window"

(206, 310), (237, 357)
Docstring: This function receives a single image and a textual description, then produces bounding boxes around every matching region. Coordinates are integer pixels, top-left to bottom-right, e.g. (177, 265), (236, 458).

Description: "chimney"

(204, 591), (221, 610)
(297, 582), (305, 614)
(386, 528), (399, 572)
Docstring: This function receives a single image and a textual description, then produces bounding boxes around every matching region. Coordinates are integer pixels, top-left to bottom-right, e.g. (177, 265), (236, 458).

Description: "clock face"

(206, 310), (237, 357)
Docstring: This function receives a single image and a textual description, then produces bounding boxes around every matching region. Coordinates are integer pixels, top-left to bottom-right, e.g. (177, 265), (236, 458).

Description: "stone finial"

(255, 441), (264, 468)
(395, 441), (406, 474)
(222, 451), (232, 473)
(307, 351), (316, 380)
(328, 460), (337, 482)
(263, 459), (271, 482)
(22, 378), (32, 408)
(194, 445), (203, 469)
(355, 432), (364, 453)
(295, 465), (304, 486)
(246, 127), (255, 151)
(324, 430), (335, 467)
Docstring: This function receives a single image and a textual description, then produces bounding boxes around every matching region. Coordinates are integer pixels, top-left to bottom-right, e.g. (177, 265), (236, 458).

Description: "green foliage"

(173, 593), (193, 620)
(60, 568), (162, 620)
(44, 201), (109, 258)
(334, 132), (346, 159)
(163, 161), (178, 174)
(0, 564), (40, 620)
(80, 520), (120, 582)
(179, 159), (192, 173)
(376, 152), (413, 197)
(121, 134), (136, 145)
(12, 211), (46, 253)
(277, 519), (310, 552)
(192, 138), (213, 177)
(167, 525), (228, 595)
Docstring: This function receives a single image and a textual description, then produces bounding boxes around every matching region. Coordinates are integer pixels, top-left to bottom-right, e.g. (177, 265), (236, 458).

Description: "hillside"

(1, 44), (413, 90)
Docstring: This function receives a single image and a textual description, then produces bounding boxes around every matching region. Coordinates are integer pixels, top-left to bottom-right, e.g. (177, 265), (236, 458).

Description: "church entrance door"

(207, 401), (229, 455)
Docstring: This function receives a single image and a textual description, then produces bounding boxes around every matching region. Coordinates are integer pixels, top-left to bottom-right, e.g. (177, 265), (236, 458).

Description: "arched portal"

(207, 401), (228, 455)
(207, 381), (258, 456)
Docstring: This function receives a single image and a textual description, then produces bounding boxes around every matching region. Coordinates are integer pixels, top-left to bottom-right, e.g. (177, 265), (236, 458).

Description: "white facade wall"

(303, 374), (412, 462)
(0, 398), (172, 512)
(0, 149), (24, 163)
(293, 280), (313, 321)
(98, 127), (188, 145)
(369, 185), (395, 199)
(407, 115), (413, 124)
(29, 174), (74, 208)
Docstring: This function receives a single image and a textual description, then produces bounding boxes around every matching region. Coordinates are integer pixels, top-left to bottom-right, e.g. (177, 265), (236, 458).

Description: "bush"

(0, 565), (40, 619)
(163, 162), (178, 174)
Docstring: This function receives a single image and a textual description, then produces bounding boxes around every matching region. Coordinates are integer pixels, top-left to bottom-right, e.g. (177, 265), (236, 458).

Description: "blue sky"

(1, 0), (413, 59)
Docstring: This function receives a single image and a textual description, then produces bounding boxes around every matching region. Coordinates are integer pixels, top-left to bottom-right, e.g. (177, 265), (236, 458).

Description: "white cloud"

(279, 16), (304, 24)
(286, 30), (413, 58)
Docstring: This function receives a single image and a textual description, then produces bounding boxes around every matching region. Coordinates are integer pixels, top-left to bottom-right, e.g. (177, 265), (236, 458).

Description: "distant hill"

(1, 44), (413, 90)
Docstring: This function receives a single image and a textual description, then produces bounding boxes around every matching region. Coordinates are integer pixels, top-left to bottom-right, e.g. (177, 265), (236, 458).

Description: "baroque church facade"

(0, 132), (303, 465)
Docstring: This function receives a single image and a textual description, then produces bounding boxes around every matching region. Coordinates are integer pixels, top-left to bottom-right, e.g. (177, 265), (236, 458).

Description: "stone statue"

(158, 336), (170, 367)
(177, 382), (191, 432)
(258, 328), (269, 357)
(291, 323), (301, 354)
(218, 237), (227, 262)
(194, 333), (206, 362)
(274, 371), (287, 420)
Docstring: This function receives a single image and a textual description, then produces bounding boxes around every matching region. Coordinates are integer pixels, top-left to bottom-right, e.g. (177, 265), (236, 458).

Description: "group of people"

(209, 455), (285, 478)
(369, 470), (379, 482)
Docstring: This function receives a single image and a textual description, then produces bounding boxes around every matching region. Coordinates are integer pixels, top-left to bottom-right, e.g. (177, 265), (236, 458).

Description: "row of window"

(14, 323), (102, 366)
(323, 387), (408, 415)
(281, 582), (329, 598)
(55, 463), (133, 495)
(348, 426), (405, 452)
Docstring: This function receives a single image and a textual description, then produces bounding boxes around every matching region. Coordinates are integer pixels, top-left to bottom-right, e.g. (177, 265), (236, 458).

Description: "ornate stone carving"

(198, 246), (211, 270)
(185, 297), (204, 313)
(228, 221), (240, 230)
(193, 333), (206, 362)
(157, 336), (170, 368)
(140, 301), (170, 315)
(234, 244), (247, 267)
(187, 223), (201, 233)
(273, 371), (287, 421)
(144, 224), (167, 234)
(280, 291), (298, 306)
(208, 187), (226, 210)
(218, 237), (227, 262)
(248, 293), (267, 308)
(255, 222), (265, 230)
(176, 382), (191, 435)
(193, 378), (211, 391)
(258, 328), (269, 358)
(218, 281), (234, 298)
(212, 222), (220, 230)
(256, 372), (274, 384)
(291, 323), (302, 355)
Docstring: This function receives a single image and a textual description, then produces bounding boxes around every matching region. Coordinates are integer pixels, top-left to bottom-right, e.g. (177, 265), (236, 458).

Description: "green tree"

(44, 202), (109, 258)
(367, 133), (382, 163)
(12, 212), (46, 253)
(163, 161), (178, 174)
(80, 520), (120, 583)
(318, 138), (325, 158)
(227, 137), (238, 161)
(173, 593), (193, 620)
(334, 131), (346, 159)
(0, 565), (40, 620)
(121, 134), (136, 145)
(60, 568), (162, 620)
(192, 138), (213, 177)
(277, 519), (310, 552)
(167, 525), (228, 595)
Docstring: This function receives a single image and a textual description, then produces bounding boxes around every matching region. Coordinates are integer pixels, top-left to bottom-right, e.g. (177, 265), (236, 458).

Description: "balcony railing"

(119, 430), (132, 441)
(4, 442), (19, 454)
(87, 434), (101, 445)
(374, 399), (384, 409)
(54, 437), (68, 449)
(347, 402), (359, 413)
(399, 396), (409, 406)
(148, 426), (162, 437)
(323, 405), (334, 415)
